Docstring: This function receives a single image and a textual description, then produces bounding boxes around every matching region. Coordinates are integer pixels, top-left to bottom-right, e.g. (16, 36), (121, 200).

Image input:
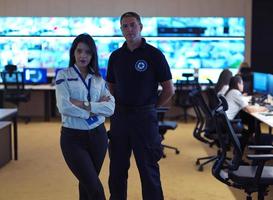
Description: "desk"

(244, 110), (273, 144)
(25, 84), (55, 121)
(249, 112), (273, 128)
(0, 84), (55, 121)
(0, 121), (12, 167)
(0, 108), (18, 160)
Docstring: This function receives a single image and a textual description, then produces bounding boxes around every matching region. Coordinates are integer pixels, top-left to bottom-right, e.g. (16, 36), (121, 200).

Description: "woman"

(225, 75), (266, 120)
(55, 33), (115, 200)
(214, 69), (233, 96)
(238, 61), (252, 94)
(225, 75), (267, 153)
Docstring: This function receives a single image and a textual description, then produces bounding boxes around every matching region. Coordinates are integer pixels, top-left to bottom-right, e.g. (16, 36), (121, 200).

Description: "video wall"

(0, 17), (245, 83)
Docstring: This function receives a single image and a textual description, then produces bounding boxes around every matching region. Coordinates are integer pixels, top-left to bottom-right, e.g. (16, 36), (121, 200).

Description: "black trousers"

(61, 124), (108, 200)
(108, 106), (164, 200)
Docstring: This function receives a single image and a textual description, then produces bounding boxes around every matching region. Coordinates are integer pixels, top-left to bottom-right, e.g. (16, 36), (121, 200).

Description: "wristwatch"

(84, 101), (90, 108)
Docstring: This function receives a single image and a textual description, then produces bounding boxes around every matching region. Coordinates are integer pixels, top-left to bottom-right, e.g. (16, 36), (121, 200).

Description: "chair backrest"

(212, 95), (243, 185)
(5, 64), (17, 75)
(205, 87), (220, 111)
(1, 65), (30, 106)
(1, 65), (25, 91)
(218, 95), (242, 158)
(174, 80), (201, 106)
(190, 88), (217, 143)
(191, 88), (213, 121)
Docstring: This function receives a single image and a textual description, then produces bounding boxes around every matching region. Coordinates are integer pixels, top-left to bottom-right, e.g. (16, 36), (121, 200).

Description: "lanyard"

(72, 66), (91, 101)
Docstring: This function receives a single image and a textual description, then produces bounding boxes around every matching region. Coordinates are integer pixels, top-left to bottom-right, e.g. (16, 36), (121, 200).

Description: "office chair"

(1, 64), (31, 123)
(212, 95), (273, 200)
(190, 88), (220, 171)
(174, 73), (199, 122)
(157, 107), (179, 158)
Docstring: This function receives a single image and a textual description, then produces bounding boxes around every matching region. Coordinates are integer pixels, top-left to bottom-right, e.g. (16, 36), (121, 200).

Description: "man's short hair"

(120, 11), (142, 24)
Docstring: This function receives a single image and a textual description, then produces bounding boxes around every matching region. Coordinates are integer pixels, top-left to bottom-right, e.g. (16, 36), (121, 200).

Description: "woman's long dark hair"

(225, 75), (243, 95)
(215, 69), (233, 94)
(68, 33), (100, 76)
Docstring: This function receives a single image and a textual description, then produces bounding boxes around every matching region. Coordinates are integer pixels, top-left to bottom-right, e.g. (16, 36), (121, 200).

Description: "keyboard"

(265, 104), (273, 112)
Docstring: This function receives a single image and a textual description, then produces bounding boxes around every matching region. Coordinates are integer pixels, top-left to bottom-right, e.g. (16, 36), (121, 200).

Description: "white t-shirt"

(225, 89), (248, 120)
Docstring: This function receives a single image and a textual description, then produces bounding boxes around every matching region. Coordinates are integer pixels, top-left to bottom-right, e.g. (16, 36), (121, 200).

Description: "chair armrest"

(230, 119), (241, 123)
(248, 145), (273, 151)
(156, 107), (170, 121)
(247, 154), (273, 161)
(156, 107), (170, 113)
(158, 121), (177, 130)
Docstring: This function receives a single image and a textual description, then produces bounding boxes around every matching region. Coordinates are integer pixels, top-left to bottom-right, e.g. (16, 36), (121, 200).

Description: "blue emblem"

(135, 60), (148, 72)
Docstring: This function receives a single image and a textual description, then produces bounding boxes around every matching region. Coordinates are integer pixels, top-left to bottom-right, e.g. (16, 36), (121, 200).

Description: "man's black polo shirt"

(106, 38), (172, 106)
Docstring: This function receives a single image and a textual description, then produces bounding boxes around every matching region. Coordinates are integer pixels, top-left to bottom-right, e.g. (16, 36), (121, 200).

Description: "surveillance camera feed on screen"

(0, 17), (245, 83)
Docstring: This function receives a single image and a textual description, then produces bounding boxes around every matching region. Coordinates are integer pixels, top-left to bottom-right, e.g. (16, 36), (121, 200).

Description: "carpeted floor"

(0, 119), (271, 199)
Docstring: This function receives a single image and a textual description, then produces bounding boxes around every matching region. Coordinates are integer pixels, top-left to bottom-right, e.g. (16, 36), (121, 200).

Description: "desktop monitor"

(267, 73), (273, 96)
(23, 68), (47, 84)
(198, 68), (239, 85)
(253, 72), (268, 94)
(0, 17), (245, 72)
(198, 68), (223, 84)
(171, 68), (195, 83)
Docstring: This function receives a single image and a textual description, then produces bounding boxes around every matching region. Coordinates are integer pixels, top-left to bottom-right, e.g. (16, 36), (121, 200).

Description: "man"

(106, 11), (174, 200)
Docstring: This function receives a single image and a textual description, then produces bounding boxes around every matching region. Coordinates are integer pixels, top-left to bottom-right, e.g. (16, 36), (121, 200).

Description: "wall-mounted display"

(0, 16), (245, 82)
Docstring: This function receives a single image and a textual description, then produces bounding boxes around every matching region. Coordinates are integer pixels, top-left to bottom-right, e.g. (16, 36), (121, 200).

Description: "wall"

(0, 0), (252, 62)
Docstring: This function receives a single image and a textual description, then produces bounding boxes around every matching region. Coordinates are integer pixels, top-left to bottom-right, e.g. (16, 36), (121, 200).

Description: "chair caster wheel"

(175, 150), (180, 154)
(196, 160), (200, 165)
(198, 166), (203, 171)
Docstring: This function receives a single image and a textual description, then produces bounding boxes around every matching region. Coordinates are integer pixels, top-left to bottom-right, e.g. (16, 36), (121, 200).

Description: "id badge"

(85, 116), (98, 125)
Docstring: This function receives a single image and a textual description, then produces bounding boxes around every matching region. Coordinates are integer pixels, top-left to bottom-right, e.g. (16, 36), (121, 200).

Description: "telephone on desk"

(264, 104), (273, 112)
(250, 94), (273, 112)
(250, 94), (268, 105)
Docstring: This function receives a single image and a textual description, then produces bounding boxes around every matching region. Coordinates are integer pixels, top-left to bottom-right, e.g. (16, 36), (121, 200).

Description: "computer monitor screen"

(23, 68), (47, 84)
(171, 68), (195, 83)
(253, 72), (268, 93)
(0, 37), (245, 72)
(198, 68), (239, 84)
(0, 16), (245, 80)
(198, 68), (223, 84)
(267, 73), (273, 96)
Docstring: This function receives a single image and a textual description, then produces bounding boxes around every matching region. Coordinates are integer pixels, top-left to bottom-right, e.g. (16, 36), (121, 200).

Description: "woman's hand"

(99, 96), (111, 102)
(70, 98), (83, 107)
(70, 98), (90, 110)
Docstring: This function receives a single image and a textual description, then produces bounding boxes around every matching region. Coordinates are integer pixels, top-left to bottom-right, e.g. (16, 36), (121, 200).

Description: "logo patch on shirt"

(135, 60), (148, 72)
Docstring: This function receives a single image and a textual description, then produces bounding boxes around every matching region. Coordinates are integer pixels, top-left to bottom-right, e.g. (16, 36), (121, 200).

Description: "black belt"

(115, 104), (155, 112)
(61, 124), (102, 135)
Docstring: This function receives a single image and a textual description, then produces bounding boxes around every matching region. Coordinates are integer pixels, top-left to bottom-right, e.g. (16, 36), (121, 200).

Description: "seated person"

(238, 62), (252, 94)
(215, 69), (233, 96)
(225, 75), (267, 121)
(225, 75), (267, 151)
